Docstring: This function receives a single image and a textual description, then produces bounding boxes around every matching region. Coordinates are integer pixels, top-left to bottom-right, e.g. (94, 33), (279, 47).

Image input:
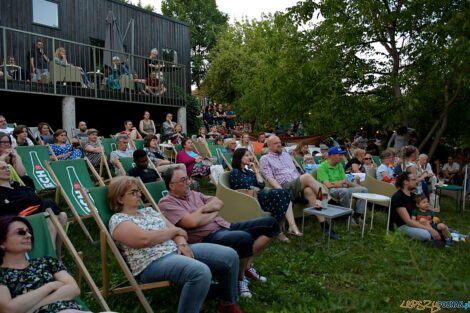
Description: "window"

(162, 48), (178, 64)
(32, 0), (59, 28)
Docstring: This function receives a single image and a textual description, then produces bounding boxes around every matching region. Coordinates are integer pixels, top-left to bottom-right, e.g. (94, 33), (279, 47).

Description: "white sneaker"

(238, 279), (252, 298)
(245, 266), (267, 282)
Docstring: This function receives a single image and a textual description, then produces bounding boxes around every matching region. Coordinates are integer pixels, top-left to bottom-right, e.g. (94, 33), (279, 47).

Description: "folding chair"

(100, 137), (118, 179)
(26, 211), (110, 312)
(81, 186), (170, 313)
(45, 158), (105, 243)
(173, 144), (183, 153)
(372, 155), (381, 166)
(293, 156), (304, 173)
(140, 179), (169, 204)
(133, 139), (145, 150)
(193, 139), (211, 157)
(314, 155), (323, 164)
(15, 145), (57, 191)
(220, 152), (233, 170)
(207, 138), (215, 145)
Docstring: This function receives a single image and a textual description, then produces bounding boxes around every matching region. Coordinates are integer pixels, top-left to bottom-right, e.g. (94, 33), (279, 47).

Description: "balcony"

(0, 26), (187, 107)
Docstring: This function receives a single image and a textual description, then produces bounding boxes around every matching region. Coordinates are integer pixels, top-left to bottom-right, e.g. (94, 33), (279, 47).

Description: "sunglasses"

(10, 228), (33, 237)
(364, 158), (372, 160)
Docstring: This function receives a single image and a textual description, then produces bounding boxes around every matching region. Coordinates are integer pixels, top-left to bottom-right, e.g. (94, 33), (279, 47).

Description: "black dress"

(229, 168), (291, 223)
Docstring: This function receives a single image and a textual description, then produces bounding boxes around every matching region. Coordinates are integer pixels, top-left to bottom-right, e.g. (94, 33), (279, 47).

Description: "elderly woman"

(83, 129), (102, 167)
(0, 216), (98, 313)
(54, 47), (91, 88)
(107, 176), (243, 313)
(363, 153), (377, 171)
(345, 148), (366, 174)
(176, 138), (213, 180)
(49, 130), (82, 161)
(235, 134), (253, 153)
(401, 146), (431, 195)
(418, 153), (437, 193)
(37, 122), (54, 145)
(223, 138), (237, 155)
(170, 124), (185, 145)
(229, 149), (302, 242)
(0, 132), (35, 189)
(11, 125), (34, 147)
(139, 111), (157, 136)
(143, 134), (172, 167)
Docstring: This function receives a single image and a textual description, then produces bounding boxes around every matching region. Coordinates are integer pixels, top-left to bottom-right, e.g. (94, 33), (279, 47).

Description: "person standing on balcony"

(29, 40), (49, 81)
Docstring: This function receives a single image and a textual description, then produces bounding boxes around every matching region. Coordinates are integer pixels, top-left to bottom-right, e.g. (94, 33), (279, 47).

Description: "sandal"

(287, 229), (304, 237)
(276, 233), (291, 243)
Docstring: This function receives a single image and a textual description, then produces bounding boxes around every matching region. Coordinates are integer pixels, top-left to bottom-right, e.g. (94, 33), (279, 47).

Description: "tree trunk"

(418, 113), (444, 151)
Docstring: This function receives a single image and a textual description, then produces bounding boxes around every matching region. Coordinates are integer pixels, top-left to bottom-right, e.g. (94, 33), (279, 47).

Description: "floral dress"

(0, 257), (83, 313)
(50, 144), (83, 160)
(229, 168), (291, 223)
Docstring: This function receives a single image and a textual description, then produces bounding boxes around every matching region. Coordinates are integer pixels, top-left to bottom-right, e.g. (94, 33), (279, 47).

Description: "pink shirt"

(260, 151), (299, 185)
(158, 190), (230, 243)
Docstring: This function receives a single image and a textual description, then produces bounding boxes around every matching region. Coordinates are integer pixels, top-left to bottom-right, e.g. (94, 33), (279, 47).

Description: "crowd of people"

(0, 110), (469, 313)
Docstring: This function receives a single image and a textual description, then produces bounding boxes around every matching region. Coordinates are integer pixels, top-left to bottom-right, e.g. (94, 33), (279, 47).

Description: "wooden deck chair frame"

(193, 138), (211, 157)
(292, 156), (304, 174)
(98, 138), (117, 181)
(463, 165), (469, 211)
(219, 151), (233, 170)
(80, 188), (170, 313)
(45, 158), (105, 243)
(42, 209), (112, 312)
(46, 144), (59, 161)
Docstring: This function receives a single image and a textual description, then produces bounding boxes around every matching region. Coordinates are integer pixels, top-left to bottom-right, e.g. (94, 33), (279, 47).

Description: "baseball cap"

(320, 144), (329, 150)
(328, 146), (346, 155)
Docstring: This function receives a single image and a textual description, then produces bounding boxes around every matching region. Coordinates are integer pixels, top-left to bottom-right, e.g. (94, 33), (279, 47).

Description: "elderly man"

(162, 113), (177, 139)
(259, 135), (339, 239)
(442, 156), (461, 184)
(316, 147), (368, 225)
(159, 167), (280, 298)
(0, 116), (14, 135)
(110, 135), (134, 176)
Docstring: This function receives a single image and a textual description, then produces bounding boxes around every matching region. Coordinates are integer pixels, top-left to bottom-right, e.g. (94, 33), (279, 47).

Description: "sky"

(130, 0), (301, 23)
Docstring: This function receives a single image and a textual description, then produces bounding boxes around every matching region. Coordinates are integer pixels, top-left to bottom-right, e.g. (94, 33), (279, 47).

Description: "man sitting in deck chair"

(159, 167), (280, 299)
(110, 135), (135, 176)
(126, 149), (160, 183)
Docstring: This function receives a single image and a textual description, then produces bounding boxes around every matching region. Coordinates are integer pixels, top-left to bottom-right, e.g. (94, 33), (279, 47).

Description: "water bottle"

(321, 190), (329, 208)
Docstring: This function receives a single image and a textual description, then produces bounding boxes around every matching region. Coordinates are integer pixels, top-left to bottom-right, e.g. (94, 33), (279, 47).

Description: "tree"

(161, 0), (229, 88)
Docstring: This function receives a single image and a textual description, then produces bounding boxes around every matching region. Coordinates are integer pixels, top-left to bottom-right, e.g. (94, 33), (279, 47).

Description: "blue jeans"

(203, 217), (280, 258)
(329, 186), (368, 214)
(139, 243), (239, 313)
(398, 224), (431, 241)
(35, 68), (48, 80)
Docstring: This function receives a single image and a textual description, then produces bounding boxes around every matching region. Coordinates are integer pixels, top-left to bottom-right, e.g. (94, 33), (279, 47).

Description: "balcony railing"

(0, 26), (187, 107)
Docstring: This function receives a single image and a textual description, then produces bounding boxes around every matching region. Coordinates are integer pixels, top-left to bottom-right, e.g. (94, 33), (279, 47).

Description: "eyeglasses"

(0, 140), (11, 145)
(170, 176), (190, 184)
(0, 166), (10, 171)
(0, 120), (6, 123)
(10, 228), (33, 237)
(364, 158), (372, 160)
(126, 189), (141, 197)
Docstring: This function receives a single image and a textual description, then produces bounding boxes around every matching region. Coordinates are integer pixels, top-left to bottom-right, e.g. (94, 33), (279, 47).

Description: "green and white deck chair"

(7, 123), (16, 128)
(314, 155), (323, 164)
(133, 139), (145, 150)
(221, 152), (233, 170)
(45, 158), (105, 243)
(372, 155), (382, 166)
(81, 186), (170, 313)
(208, 145), (224, 159)
(207, 138), (215, 145)
(15, 145), (57, 191)
(193, 139), (211, 157)
(140, 179), (169, 205)
(26, 211), (111, 312)
(100, 137), (118, 180)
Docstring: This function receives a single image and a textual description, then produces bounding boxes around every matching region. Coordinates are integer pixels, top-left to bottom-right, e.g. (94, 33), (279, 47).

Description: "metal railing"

(0, 26), (187, 107)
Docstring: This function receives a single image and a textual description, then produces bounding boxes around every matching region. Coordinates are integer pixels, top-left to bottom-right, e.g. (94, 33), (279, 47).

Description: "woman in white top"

(107, 176), (243, 313)
(11, 125), (34, 147)
(401, 146), (431, 195)
(235, 133), (253, 153)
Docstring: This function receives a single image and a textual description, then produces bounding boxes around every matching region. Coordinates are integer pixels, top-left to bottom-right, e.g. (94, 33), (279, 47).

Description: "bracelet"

(176, 243), (188, 247)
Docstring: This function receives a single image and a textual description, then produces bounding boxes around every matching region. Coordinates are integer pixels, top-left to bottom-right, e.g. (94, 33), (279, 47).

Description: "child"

(411, 194), (452, 247)
(303, 154), (319, 174)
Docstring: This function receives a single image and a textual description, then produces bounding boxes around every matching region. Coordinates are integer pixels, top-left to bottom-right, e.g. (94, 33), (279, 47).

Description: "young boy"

(411, 194), (452, 247)
(303, 154), (319, 174)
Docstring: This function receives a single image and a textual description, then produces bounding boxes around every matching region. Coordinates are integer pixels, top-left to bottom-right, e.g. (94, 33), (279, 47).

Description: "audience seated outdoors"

(418, 154), (438, 192)
(198, 127), (207, 139)
(214, 136), (224, 146)
(0, 132), (35, 189)
(29, 40), (49, 81)
(83, 128), (102, 168)
(0, 115), (14, 135)
(146, 71), (166, 96)
(2, 56), (25, 80)
(316, 146), (368, 226)
(230, 148), (302, 242)
(49, 129), (83, 160)
(143, 134), (172, 167)
(400, 145), (432, 196)
(303, 154), (319, 174)
(110, 135), (135, 176)
(363, 153), (376, 172)
(315, 144), (329, 157)
(442, 156), (461, 185)
(169, 124), (185, 145)
(376, 150), (396, 183)
(126, 149), (160, 183)
(53, 47), (92, 88)
(345, 148), (366, 174)
(259, 136), (337, 238)
(119, 120), (142, 140)
(208, 125), (221, 138)
(162, 113), (177, 139)
(139, 111), (157, 136)
(0, 216), (97, 313)
(11, 125), (34, 147)
(218, 122), (229, 138)
(159, 167), (280, 299)
(36, 122), (54, 145)
(290, 141), (308, 158)
(106, 56), (129, 91)
(251, 133), (266, 155)
(0, 161), (67, 252)
(236, 134), (253, 153)
(71, 121), (88, 145)
(223, 139), (237, 155)
(107, 176), (244, 313)
(176, 138), (213, 183)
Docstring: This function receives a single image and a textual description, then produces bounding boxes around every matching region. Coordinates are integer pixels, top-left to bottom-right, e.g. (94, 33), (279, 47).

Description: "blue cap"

(328, 146), (346, 155)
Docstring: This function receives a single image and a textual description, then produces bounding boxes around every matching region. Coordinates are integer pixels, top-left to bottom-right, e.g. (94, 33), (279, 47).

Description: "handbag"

(201, 156), (218, 167)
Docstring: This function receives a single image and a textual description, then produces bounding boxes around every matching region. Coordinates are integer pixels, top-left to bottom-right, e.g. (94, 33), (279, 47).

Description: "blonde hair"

(303, 154), (313, 162)
(107, 176), (139, 212)
(354, 148), (366, 158)
(224, 138), (236, 149)
(54, 47), (65, 58)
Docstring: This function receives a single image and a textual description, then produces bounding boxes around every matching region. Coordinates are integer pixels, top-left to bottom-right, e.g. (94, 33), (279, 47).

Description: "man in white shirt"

(0, 115), (14, 135)
(442, 156), (461, 184)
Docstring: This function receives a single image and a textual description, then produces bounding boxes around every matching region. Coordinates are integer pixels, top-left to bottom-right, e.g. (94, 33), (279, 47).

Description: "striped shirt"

(260, 151), (299, 185)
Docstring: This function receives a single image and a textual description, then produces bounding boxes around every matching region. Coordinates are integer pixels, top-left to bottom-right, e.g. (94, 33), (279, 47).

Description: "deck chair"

(372, 155), (381, 166)
(7, 123), (17, 128)
(173, 144), (183, 153)
(193, 139), (211, 157)
(100, 137), (118, 179)
(81, 186), (170, 313)
(314, 155), (323, 164)
(463, 165), (469, 211)
(45, 158), (105, 243)
(118, 156), (136, 175)
(208, 145), (225, 159)
(141, 179), (169, 204)
(220, 152), (233, 170)
(133, 139), (145, 150)
(216, 172), (270, 222)
(293, 156), (304, 173)
(26, 211), (111, 312)
(207, 138), (215, 145)
(15, 145), (57, 191)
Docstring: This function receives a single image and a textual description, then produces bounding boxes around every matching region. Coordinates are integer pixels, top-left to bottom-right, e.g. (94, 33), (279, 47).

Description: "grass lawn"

(52, 185), (470, 313)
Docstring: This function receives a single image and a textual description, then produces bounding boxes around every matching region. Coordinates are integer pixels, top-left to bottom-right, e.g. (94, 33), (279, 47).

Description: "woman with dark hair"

(229, 148), (302, 241)
(0, 216), (94, 313)
(170, 124), (185, 145)
(37, 122), (54, 145)
(49, 130), (82, 160)
(11, 125), (34, 147)
(0, 132), (35, 189)
(290, 141), (308, 158)
(120, 120), (142, 140)
(176, 138), (213, 182)
(143, 134), (172, 167)
(139, 111), (156, 136)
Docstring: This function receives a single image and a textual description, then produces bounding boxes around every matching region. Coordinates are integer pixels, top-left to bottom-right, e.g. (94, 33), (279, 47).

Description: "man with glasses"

(110, 136), (135, 176)
(159, 167), (280, 299)
(0, 115), (14, 135)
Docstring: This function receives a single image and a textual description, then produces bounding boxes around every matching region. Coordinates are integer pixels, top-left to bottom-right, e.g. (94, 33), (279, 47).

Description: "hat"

(320, 144), (329, 150)
(87, 128), (98, 135)
(328, 146), (346, 155)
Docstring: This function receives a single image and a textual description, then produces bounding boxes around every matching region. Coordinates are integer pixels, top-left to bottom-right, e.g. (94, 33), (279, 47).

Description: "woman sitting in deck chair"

(49, 130), (83, 161)
(0, 215), (100, 313)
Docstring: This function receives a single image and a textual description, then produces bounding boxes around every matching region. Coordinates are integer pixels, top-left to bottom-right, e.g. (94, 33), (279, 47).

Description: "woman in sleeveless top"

(139, 111), (156, 136)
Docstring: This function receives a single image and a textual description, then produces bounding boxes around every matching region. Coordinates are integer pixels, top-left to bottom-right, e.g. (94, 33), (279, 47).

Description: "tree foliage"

(161, 0), (229, 88)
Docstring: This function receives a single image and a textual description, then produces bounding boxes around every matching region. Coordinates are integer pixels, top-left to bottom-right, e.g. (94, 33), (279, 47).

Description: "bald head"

(267, 136), (282, 154)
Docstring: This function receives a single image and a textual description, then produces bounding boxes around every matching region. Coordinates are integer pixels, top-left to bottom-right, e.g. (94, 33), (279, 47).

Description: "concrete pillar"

(62, 96), (76, 135)
(177, 106), (187, 134)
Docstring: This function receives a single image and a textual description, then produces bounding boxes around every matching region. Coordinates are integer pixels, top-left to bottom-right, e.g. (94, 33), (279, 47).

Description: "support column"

(62, 96), (76, 135)
(177, 106), (187, 134)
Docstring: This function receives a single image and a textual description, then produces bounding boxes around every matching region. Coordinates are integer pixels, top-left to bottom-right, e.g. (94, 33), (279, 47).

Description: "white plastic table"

(350, 193), (391, 238)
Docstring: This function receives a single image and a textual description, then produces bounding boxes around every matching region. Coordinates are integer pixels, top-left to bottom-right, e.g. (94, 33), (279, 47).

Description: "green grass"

(55, 187), (470, 313)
